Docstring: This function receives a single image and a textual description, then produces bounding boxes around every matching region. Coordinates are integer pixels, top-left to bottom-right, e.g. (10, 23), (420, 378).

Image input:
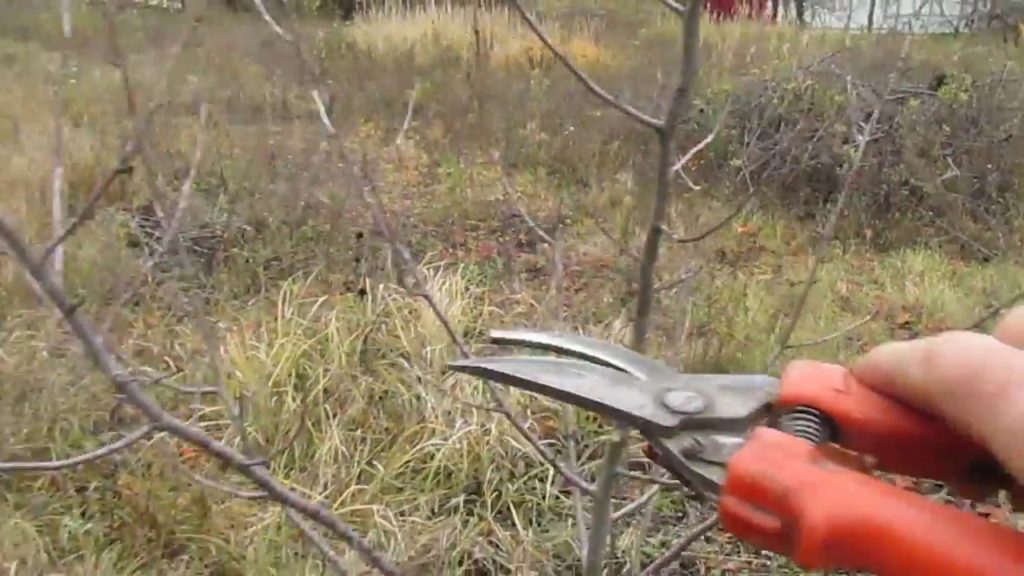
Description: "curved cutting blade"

(449, 355), (685, 431)
(487, 329), (675, 380)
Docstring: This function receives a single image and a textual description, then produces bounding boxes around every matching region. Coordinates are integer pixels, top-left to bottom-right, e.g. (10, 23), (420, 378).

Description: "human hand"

(851, 305), (1024, 492)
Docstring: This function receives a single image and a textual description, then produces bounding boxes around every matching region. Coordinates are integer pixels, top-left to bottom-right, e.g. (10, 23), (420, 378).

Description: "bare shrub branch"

(769, 38), (913, 368)
(101, 0), (138, 116)
(0, 424), (155, 473)
(163, 103), (209, 253)
(0, 220), (402, 576)
(671, 102), (728, 176)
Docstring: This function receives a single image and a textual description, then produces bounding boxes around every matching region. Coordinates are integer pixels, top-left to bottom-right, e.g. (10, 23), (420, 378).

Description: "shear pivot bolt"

(662, 390), (706, 414)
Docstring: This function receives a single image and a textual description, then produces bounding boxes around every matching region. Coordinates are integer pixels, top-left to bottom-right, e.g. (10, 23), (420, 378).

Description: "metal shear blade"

(450, 356), (685, 431)
(487, 328), (677, 380)
(448, 329), (780, 435)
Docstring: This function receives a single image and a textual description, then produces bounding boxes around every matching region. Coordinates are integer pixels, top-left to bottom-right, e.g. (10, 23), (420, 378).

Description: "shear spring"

(777, 406), (835, 444)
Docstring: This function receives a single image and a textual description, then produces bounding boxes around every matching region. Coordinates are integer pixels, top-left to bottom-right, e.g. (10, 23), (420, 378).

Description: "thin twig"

(768, 38), (912, 368)
(967, 290), (1024, 330)
(285, 508), (351, 576)
(396, 82), (419, 145)
(659, 0), (688, 16)
(517, 203), (590, 551)
(583, 428), (629, 576)
(617, 468), (685, 487)
(152, 380), (221, 395)
(163, 103), (209, 253)
(312, 89), (337, 135)
(669, 189), (757, 245)
(611, 484), (662, 523)
(507, 0), (662, 130)
(0, 218), (402, 576)
(589, 210), (640, 261)
(629, 488), (661, 575)
(640, 513), (719, 575)
(101, 0), (138, 116)
(670, 103), (728, 175)
(784, 311), (875, 351)
(651, 266), (700, 295)
(0, 424), (155, 473)
(252, 0), (294, 42)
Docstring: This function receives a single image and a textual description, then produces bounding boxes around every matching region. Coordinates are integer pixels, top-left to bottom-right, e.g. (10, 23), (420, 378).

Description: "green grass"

(0, 1), (1022, 574)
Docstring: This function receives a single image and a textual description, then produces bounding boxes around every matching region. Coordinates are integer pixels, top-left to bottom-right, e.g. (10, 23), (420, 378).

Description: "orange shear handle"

(775, 360), (1015, 488)
(720, 426), (1024, 575)
(717, 361), (1024, 575)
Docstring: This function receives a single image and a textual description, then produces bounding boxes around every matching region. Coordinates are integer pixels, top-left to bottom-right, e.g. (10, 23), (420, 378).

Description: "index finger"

(850, 330), (1024, 483)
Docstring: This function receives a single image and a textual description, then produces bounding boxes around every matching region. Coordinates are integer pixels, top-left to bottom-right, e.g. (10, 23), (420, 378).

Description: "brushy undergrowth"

(1, 1), (1022, 574)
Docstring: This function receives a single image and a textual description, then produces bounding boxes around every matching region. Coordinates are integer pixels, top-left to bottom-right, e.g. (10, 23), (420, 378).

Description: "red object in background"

(705, 0), (772, 22)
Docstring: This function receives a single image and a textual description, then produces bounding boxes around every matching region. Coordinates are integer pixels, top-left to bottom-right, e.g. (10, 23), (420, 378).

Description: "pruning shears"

(447, 329), (1024, 575)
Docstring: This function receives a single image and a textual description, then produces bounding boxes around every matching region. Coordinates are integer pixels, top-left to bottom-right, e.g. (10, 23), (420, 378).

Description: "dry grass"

(0, 1), (1022, 574)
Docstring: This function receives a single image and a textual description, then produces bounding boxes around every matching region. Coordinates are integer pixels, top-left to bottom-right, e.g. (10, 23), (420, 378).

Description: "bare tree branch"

(49, 0), (72, 291)
(670, 103), (727, 175)
(507, 0), (707, 571)
(632, 0), (703, 353)
(0, 219), (402, 576)
(252, 0), (294, 42)
(0, 424), (155, 473)
(640, 513), (719, 575)
(507, 0), (663, 130)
